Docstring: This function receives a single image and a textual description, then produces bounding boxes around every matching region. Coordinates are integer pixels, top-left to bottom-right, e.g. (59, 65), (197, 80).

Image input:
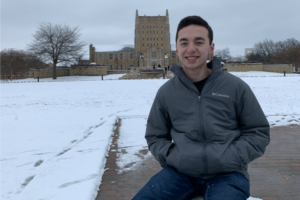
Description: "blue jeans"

(132, 166), (250, 200)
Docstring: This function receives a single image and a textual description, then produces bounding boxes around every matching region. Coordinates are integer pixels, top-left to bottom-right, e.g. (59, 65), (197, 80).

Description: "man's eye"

(196, 42), (203, 45)
(180, 43), (187, 45)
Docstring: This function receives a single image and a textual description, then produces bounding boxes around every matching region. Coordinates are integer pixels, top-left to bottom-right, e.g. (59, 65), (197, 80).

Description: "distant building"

(89, 10), (213, 70)
(245, 48), (254, 57)
(78, 60), (89, 65)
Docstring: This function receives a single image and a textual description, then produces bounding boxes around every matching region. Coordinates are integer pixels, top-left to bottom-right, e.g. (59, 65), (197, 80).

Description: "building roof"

(94, 45), (134, 52)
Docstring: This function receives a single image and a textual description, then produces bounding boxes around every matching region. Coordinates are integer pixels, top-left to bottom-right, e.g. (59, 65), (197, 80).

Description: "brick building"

(89, 10), (208, 70)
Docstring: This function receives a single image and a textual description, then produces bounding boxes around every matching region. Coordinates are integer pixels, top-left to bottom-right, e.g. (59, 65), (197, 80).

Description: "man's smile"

(185, 56), (199, 61)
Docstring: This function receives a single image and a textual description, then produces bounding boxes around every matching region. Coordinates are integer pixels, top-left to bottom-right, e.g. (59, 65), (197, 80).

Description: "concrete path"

(95, 122), (300, 200)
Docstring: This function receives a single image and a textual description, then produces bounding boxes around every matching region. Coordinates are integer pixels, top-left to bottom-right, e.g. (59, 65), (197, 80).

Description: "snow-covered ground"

(0, 74), (126, 83)
(1, 72), (300, 200)
(230, 71), (300, 77)
(117, 117), (151, 173)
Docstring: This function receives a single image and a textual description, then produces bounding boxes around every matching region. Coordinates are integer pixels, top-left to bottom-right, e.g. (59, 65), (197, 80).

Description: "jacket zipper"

(198, 95), (208, 174)
(198, 71), (216, 175)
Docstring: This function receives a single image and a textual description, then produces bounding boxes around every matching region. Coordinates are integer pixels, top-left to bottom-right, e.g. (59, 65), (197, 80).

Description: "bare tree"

(25, 53), (48, 69)
(214, 48), (231, 62)
(28, 22), (86, 79)
(284, 38), (300, 49)
(1, 49), (45, 80)
(1, 49), (23, 80)
(253, 39), (276, 62)
(73, 52), (86, 65)
(246, 52), (264, 62)
(271, 47), (300, 71)
(234, 55), (246, 62)
(247, 38), (300, 64)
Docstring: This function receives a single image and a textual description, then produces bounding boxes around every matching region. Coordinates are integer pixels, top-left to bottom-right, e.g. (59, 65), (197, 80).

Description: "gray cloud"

(1, 0), (299, 58)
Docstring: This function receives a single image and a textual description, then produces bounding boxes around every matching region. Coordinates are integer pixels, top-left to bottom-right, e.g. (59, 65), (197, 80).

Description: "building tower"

(134, 9), (172, 68)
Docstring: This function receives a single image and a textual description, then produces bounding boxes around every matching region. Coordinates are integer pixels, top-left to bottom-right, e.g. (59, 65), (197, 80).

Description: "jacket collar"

(170, 56), (222, 94)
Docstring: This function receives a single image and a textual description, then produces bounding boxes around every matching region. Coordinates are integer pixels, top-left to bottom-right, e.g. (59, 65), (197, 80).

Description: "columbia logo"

(212, 93), (230, 98)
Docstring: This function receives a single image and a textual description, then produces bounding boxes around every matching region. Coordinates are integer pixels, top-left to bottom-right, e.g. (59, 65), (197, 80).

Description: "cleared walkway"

(96, 122), (300, 200)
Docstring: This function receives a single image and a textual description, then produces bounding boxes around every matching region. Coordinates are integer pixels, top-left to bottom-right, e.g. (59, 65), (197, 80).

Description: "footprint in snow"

(22, 175), (35, 187)
(34, 160), (43, 167)
(56, 148), (71, 156)
(58, 174), (97, 188)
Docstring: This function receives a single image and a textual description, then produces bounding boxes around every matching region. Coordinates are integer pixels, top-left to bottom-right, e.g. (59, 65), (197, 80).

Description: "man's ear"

(209, 43), (215, 55)
(176, 44), (178, 54)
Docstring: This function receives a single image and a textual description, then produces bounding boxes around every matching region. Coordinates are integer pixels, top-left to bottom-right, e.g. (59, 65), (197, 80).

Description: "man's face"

(176, 25), (214, 70)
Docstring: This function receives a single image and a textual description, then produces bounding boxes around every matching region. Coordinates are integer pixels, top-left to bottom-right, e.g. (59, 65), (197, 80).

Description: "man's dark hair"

(176, 16), (213, 45)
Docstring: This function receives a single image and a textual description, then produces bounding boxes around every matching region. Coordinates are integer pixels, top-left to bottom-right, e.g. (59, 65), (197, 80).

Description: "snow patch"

(1, 72), (299, 199)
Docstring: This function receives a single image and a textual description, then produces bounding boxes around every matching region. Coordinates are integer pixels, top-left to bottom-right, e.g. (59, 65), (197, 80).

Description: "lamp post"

(164, 53), (168, 67)
(139, 53), (144, 67)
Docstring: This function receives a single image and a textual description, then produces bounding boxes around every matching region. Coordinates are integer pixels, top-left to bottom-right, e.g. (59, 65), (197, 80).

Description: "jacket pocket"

(166, 144), (179, 169)
(206, 143), (242, 174)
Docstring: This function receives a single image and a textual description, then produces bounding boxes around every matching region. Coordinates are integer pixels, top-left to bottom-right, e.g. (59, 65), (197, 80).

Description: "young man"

(133, 16), (270, 200)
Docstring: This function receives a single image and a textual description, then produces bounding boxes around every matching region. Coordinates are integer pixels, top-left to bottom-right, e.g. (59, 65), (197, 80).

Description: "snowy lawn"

(230, 71), (300, 77)
(1, 72), (300, 200)
(0, 73), (126, 83)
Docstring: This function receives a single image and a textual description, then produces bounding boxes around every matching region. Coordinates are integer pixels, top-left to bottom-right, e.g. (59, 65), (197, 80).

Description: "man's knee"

(204, 172), (250, 200)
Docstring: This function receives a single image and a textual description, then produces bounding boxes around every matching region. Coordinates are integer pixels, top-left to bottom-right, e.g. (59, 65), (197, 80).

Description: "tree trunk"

(53, 62), (57, 79)
(10, 69), (12, 81)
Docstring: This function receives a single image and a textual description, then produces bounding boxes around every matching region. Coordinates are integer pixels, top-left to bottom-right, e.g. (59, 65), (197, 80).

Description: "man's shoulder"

(157, 76), (177, 94)
(221, 71), (250, 89)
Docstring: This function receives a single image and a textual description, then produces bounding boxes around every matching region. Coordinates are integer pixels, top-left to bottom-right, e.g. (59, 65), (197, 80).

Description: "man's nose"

(187, 43), (196, 53)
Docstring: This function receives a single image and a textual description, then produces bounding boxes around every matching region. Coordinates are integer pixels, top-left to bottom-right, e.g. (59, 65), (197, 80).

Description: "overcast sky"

(1, 0), (300, 59)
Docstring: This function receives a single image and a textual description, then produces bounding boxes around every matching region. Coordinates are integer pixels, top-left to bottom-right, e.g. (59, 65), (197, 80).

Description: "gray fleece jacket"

(145, 57), (270, 180)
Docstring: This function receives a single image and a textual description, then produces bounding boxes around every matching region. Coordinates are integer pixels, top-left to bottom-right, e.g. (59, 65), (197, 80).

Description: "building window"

(172, 52), (177, 58)
(165, 59), (167, 64)
(157, 31), (158, 34)
(157, 38), (158, 40)
(109, 53), (113, 60)
(98, 53), (103, 60)
(143, 44), (144, 47)
(150, 31), (152, 34)
(157, 43), (158, 46)
(161, 31), (162, 33)
(143, 38), (144, 41)
(153, 38), (155, 41)
(152, 51), (157, 58)
(161, 43), (163, 46)
(109, 65), (113, 70)
(150, 38), (152, 41)
(129, 53), (134, 59)
(119, 65), (123, 69)
(119, 53), (123, 60)
(147, 44), (149, 47)
(161, 25), (162, 28)
(147, 31), (148, 34)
